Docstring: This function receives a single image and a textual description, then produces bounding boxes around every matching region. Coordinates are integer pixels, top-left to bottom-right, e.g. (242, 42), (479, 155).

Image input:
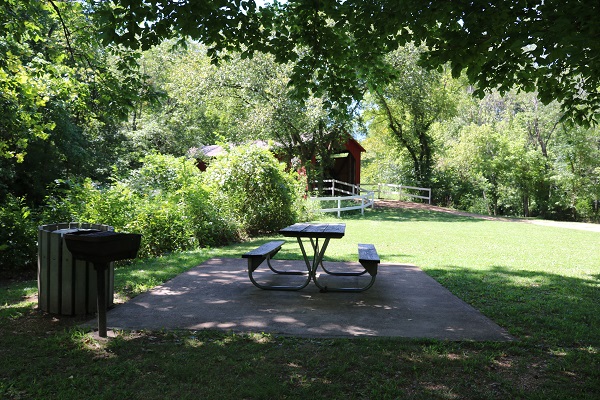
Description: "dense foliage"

(366, 45), (460, 188)
(127, 41), (355, 184)
(0, 195), (37, 275)
(2, 149), (308, 275)
(0, 0), (146, 205)
(41, 154), (237, 258)
(203, 144), (307, 236)
(363, 88), (600, 220)
(94, 0), (600, 126)
(0, 0), (145, 274)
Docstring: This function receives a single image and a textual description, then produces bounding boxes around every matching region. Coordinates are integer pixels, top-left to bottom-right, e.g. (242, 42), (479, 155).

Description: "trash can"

(37, 223), (115, 315)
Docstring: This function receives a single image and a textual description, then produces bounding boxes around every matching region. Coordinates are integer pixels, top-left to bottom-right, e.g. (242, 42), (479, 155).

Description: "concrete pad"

(92, 258), (513, 341)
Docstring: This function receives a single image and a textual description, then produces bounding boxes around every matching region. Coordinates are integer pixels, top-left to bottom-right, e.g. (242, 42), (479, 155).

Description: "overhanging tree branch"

(48, 0), (75, 63)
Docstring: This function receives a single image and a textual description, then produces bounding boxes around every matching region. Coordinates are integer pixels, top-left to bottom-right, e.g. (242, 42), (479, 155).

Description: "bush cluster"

(0, 195), (37, 276)
(3, 147), (308, 275)
(203, 144), (307, 236)
(121, 154), (239, 254)
(42, 154), (238, 258)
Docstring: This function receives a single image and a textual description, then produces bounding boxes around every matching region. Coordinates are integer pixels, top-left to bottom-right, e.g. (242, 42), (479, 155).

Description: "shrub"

(0, 195), (37, 275)
(41, 179), (90, 224)
(203, 144), (305, 236)
(112, 154), (236, 256)
(41, 154), (236, 258)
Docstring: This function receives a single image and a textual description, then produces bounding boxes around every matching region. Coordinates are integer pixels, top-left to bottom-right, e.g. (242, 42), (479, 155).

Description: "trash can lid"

(54, 228), (81, 236)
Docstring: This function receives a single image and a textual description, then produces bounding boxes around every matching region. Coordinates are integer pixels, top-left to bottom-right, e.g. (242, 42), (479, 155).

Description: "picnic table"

(243, 223), (380, 292)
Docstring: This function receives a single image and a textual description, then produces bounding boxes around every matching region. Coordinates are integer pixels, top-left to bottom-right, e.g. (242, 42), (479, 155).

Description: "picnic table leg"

(308, 238), (332, 292)
(94, 263), (108, 338)
(308, 237), (368, 277)
(296, 237), (312, 272)
(296, 237), (330, 291)
(319, 262), (368, 276)
(310, 239), (377, 292)
(248, 253), (312, 291)
(266, 256), (309, 275)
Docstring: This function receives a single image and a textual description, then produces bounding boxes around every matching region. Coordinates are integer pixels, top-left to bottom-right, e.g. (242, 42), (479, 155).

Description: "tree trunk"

(523, 194), (530, 217)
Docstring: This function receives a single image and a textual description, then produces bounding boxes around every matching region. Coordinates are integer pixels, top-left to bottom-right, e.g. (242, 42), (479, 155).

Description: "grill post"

(95, 263), (109, 337)
(64, 230), (142, 338)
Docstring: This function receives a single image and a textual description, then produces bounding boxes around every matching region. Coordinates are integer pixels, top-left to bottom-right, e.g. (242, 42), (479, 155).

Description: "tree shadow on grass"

(2, 262), (599, 399)
(425, 265), (600, 348)
(0, 324), (566, 400)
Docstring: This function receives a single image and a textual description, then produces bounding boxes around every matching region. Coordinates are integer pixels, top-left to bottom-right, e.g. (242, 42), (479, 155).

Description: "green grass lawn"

(1, 206), (599, 399)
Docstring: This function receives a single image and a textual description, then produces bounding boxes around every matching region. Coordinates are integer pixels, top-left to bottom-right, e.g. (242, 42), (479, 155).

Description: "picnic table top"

(279, 223), (346, 239)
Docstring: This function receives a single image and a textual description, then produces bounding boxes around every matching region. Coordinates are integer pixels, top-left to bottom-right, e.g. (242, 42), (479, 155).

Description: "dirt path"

(374, 200), (600, 233)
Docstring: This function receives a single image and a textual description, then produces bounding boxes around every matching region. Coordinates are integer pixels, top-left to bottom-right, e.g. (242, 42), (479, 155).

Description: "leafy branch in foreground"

(92, 0), (600, 126)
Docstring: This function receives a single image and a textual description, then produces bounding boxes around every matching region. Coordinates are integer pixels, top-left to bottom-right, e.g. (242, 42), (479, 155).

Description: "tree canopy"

(0, 0), (144, 202)
(93, 0), (600, 126)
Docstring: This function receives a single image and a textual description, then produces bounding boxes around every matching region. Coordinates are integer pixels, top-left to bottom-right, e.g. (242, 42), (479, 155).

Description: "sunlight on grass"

(0, 281), (38, 319)
(113, 247), (215, 300)
(2, 206), (599, 400)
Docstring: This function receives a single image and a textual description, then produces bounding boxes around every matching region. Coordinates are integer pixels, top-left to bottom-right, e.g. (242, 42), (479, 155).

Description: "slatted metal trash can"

(37, 223), (115, 315)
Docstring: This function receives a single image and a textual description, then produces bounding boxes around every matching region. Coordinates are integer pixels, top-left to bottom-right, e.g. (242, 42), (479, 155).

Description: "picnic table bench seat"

(358, 243), (380, 276)
(349, 243), (380, 292)
(315, 243), (380, 292)
(242, 240), (311, 291)
(242, 240), (285, 272)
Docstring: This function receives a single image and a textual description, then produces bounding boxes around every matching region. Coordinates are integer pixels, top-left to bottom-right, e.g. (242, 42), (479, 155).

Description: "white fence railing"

(360, 183), (432, 204)
(310, 179), (375, 217)
(309, 179), (432, 216)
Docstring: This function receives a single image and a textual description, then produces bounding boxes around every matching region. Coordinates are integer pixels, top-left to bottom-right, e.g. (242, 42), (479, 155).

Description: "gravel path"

(374, 200), (600, 233)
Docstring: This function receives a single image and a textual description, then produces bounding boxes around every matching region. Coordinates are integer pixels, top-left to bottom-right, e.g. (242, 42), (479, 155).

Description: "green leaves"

(41, 154), (238, 258)
(1, 0), (148, 204)
(202, 144), (304, 235)
(92, 0), (599, 126)
(0, 195), (37, 272)
(367, 44), (459, 186)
